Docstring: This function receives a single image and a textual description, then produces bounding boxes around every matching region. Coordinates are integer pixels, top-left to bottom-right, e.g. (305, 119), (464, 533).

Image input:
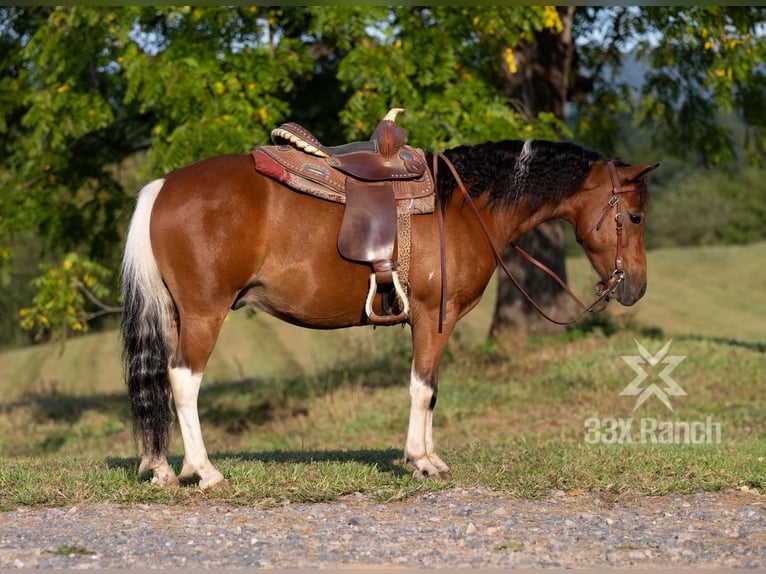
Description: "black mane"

(428, 140), (607, 213)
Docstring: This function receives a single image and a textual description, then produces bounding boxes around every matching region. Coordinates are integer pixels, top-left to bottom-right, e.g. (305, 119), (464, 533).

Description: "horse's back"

(148, 153), (372, 326)
(159, 154), (257, 207)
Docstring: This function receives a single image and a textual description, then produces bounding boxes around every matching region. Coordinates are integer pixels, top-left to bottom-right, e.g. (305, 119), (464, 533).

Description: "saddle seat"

(252, 108), (435, 325)
(271, 108), (427, 182)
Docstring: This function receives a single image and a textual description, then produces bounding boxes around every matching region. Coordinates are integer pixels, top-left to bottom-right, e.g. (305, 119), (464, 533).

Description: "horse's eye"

(629, 213), (643, 225)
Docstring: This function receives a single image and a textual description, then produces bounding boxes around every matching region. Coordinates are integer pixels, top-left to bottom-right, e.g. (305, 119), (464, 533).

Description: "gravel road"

(1, 488), (764, 569)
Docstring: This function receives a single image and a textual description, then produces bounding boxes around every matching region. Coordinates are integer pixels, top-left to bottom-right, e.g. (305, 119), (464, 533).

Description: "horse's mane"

(429, 140), (608, 213)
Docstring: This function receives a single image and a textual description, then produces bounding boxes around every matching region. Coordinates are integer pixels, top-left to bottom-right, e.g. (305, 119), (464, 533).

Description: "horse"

(121, 133), (657, 489)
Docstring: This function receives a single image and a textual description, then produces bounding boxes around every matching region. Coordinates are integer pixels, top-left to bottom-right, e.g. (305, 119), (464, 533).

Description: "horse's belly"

(232, 265), (371, 329)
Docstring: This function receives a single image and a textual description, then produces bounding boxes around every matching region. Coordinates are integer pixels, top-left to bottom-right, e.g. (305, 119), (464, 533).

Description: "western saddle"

(252, 108), (436, 325)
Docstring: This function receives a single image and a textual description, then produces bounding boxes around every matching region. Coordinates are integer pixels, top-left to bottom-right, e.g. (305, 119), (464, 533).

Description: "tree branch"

(77, 282), (123, 317)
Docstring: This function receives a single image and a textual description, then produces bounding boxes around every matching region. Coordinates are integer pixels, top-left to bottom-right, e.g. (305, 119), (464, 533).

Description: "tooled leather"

(254, 145), (435, 213)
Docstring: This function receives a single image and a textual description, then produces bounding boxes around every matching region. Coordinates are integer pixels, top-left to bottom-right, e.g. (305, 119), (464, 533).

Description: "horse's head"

(572, 161), (658, 306)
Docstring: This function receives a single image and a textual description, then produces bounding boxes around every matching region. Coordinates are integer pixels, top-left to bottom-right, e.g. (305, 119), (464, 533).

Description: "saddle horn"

(372, 108), (407, 159)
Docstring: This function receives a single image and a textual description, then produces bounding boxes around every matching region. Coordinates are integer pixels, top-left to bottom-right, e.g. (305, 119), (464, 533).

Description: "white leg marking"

(405, 369), (431, 463)
(169, 367), (226, 489)
(404, 368), (450, 479)
(425, 408), (450, 475)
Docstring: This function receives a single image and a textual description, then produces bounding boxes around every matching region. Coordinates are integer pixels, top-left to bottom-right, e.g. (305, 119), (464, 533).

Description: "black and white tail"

(120, 179), (175, 459)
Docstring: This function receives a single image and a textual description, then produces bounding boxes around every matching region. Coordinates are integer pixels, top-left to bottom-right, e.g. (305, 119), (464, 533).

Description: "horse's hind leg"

(138, 455), (178, 486)
(170, 313), (229, 489)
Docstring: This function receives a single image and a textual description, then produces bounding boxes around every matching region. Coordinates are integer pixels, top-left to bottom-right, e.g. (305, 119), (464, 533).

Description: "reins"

(433, 152), (639, 328)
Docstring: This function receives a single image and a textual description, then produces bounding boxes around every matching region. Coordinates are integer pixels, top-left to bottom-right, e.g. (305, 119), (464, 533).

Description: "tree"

(325, 6), (766, 338)
(492, 6), (766, 337)
(2, 6), (565, 341)
(0, 6), (314, 341)
(490, 6), (577, 337)
(2, 6), (765, 343)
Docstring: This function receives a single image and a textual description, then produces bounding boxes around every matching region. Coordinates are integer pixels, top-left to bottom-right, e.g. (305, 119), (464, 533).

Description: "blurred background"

(0, 5), (764, 380)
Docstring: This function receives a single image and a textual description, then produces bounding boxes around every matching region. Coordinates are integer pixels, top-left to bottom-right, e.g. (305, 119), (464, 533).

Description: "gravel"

(1, 488), (764, 569)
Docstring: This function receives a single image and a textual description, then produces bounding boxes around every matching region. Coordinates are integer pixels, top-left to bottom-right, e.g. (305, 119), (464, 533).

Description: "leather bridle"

(433, 153), (642, 329)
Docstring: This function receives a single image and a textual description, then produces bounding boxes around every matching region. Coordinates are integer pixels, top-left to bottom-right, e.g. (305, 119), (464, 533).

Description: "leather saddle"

(252, 109), (435, 325)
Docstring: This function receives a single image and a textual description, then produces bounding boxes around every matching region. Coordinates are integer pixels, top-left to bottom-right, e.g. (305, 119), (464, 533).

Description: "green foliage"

(1, 8), (135, 262)
(19, 253), (117, 342)
(575, 6), (766, 165)
(648, 167), (766, 247)
(335, 6), (566, 147)
(123, 6), (314, 172)
(2, 6), (766, 344)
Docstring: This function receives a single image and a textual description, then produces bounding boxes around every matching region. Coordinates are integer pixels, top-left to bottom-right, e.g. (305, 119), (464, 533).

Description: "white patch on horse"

(512, 140), (535, 200)
(424, 407), (449, 474)
(121, 178), (175, 356)
(405, 370), (431, 460)
(404, 369), (450, 478)
(169, 367), (225, 489)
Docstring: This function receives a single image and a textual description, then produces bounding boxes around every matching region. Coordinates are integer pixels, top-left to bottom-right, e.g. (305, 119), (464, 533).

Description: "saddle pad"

(252, 146), (436, 215)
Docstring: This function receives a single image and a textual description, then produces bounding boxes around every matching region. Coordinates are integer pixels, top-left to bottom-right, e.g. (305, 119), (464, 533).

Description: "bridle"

(433, 153), (642, 329)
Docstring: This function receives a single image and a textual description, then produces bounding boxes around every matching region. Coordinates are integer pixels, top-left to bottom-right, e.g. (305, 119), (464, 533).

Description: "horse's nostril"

(637, 283), (647, 299)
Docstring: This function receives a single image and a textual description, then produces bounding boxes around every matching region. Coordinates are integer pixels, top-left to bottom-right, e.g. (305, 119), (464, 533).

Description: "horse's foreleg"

(405, 370), (451, 480)
(404, 321), (453, 480)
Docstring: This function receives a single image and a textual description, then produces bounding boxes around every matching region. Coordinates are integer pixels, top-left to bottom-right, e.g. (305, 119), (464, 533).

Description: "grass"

(0, 243), (764, 509)
(568, 241), (766, 345)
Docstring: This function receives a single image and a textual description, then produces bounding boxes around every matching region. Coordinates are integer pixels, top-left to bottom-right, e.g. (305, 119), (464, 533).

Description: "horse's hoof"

(150, 473), (180, 487)
(412, 469), (430, 481)
(412, 467), (451, 481)
(199, 475), (228, 490)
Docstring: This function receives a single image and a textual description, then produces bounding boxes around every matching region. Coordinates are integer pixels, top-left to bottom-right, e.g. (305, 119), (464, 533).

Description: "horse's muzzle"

(599, 273), (646, 306)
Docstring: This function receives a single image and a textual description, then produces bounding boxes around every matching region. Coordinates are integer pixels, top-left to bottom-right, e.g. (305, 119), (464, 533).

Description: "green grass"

(0, 243), (764, 509)
(568, 241), (766, 345)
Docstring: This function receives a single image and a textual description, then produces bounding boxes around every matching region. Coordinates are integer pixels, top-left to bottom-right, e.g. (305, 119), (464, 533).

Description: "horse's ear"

(624, 163), (660, 183)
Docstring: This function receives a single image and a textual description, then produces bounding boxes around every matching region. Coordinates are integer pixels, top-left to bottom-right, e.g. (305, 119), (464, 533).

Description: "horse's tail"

(120, 178), (175, 459)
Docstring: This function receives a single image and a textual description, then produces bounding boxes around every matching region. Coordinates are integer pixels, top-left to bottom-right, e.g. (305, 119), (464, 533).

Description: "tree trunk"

(490, 221), (571, 337)
(489, 6), (577, 339)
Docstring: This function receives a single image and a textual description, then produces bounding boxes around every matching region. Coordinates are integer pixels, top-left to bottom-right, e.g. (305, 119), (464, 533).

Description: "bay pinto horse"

(121, 138), (657, 489)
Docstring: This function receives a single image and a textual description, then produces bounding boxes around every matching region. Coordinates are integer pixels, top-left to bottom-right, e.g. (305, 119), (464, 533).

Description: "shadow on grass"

(558, 316), (766, 354)
(677, 333), (766, 353)
(0, 385), (132, 424)
(0, 346), (412, 430)
(107, 447), (408, 479)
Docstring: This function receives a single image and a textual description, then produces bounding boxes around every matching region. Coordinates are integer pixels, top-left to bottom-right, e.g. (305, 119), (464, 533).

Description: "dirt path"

(1, 488), (764, 569)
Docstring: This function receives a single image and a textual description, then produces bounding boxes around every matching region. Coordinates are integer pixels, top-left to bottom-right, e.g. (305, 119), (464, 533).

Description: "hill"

(0, 242), (763, 401)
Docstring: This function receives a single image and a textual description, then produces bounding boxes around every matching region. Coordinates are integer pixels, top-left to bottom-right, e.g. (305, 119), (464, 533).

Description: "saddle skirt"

(252, 145), (435, 215)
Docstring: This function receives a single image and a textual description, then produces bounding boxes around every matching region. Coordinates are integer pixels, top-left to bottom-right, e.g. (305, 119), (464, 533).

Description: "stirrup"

(365, 271), (409, 325)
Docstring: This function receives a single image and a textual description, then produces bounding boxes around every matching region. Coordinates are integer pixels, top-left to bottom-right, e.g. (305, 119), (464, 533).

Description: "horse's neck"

(440, 152), (577, 245)
(501, 198), (572, 245)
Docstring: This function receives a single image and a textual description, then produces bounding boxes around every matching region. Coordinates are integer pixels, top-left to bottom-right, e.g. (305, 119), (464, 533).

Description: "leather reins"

(432, 153), (640, 330)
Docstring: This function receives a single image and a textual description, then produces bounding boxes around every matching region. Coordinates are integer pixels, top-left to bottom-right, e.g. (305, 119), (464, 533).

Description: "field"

(0, 243), (764, 509)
